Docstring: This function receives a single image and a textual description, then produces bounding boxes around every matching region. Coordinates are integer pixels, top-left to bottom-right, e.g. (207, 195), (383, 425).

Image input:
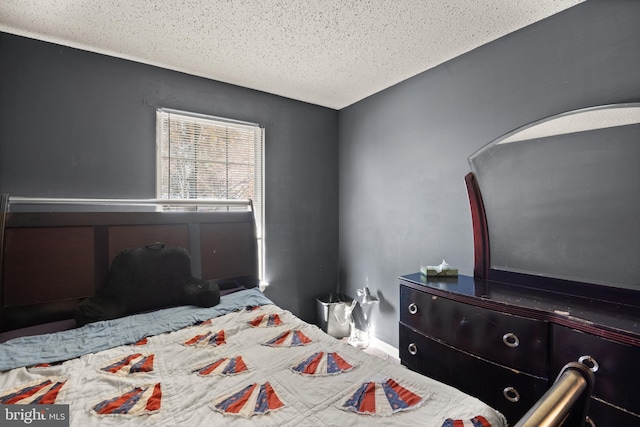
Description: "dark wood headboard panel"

(0, 211), (258, 332)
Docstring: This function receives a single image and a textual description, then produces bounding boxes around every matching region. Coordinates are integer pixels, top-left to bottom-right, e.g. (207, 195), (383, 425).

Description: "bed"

(0, 197), (507, 426)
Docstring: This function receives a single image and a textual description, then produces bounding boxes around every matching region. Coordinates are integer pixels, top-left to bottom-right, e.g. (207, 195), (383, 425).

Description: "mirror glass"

(469, 103), (640, 290)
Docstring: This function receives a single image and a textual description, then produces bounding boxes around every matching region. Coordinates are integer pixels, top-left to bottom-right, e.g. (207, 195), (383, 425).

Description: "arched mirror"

(468, 103), (640, 291)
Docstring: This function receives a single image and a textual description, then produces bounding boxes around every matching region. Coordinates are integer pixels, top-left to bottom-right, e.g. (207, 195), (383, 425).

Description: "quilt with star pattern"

(0, 288), (506, 426)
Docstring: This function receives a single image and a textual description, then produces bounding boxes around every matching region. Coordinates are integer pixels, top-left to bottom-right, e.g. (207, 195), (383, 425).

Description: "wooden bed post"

(0, 194), (8, 331)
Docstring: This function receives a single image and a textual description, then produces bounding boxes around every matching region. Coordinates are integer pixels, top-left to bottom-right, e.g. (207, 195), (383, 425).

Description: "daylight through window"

(156, 108), (264, 279)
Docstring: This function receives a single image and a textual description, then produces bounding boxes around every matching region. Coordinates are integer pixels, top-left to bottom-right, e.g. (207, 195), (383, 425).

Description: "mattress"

(0, 288), (506, 426)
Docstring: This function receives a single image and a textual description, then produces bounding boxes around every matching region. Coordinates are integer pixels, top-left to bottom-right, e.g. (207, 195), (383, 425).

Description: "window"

(156, 108), (265, 281)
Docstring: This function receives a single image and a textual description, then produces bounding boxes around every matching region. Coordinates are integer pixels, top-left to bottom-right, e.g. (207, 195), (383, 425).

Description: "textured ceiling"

(0, 0), (583, 109)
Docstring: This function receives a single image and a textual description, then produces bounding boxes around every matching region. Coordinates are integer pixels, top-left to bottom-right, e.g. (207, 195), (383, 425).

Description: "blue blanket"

(0, 288), (272, 371)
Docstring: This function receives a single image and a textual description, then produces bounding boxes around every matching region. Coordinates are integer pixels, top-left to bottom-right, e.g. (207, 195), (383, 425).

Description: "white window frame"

(156, 108), (265, 283)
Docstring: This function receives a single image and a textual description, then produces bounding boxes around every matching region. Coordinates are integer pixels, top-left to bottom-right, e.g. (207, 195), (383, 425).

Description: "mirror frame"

(465, 103), (640, 305)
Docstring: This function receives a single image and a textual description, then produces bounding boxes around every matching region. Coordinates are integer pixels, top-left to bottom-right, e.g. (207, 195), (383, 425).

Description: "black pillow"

(76, 243), (220, 326)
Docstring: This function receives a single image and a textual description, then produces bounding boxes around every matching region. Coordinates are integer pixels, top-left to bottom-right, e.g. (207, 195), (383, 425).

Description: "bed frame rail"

(515, 362), (595, 427)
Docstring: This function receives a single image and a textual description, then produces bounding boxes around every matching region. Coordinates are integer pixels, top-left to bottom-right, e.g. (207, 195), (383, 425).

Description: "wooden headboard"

(0, 209), (258, 332)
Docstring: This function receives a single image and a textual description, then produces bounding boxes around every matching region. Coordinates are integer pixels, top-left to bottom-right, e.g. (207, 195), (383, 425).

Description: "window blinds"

(156, 109), (264, 238)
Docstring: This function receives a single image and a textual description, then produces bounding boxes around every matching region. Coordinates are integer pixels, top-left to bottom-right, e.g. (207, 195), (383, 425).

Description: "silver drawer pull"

(502, 332), (520, 348)
(578, 355), (599, 373)
(408, 343), (418, 356)
(408, 303), (418, 315)
(503, 386), (520, 403)
(585, 416), (596, 427)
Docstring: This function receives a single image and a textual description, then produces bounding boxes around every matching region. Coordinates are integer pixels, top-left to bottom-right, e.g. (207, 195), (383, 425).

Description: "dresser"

(399, 273), (640, 426)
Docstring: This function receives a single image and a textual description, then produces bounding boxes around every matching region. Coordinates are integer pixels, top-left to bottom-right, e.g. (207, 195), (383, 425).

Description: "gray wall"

(338, 0), (640, 347)
(0, 32), (339, 322)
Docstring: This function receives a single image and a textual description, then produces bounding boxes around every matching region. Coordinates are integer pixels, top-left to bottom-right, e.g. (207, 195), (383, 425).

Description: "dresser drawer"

(400, 285), (548, 376)
(400, 324), (548, 425)
(587, 398), (640, 427)
(551, 325), (640, 414)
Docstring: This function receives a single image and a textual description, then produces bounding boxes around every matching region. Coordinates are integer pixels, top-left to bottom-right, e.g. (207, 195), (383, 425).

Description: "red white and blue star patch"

(0, 377), (67, 404)
(262, 329), (312, 347)
(341, 378), (423, 415)
(183, 330), (226, 348)
(100, 353), (155, 375)
(291, 351), (355, 376)
(248, 313), (283, 327)
(442, 416), (493, 427)
(91, 383), (162, 416)
(212, 382), (284, 418)
(192, 356), (249, 376)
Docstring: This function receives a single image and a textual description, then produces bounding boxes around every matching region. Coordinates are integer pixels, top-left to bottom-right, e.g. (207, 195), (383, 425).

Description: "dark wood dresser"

(436, 108), (640, 425)
(399, 273), (640, 426)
